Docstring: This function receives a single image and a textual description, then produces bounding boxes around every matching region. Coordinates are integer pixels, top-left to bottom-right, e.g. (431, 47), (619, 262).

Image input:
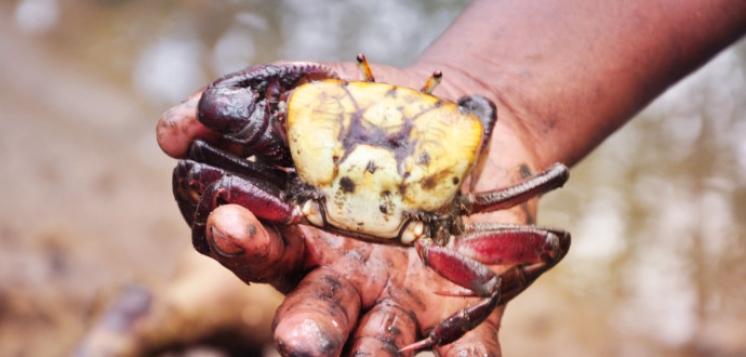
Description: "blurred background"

(1, 0), (745, 356)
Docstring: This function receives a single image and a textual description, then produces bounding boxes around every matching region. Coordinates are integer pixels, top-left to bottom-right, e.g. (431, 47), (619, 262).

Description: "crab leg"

(456, 223), (570, 267)
(416, 239), (499, 296)
(403, 225), (570, 352)
(400, 290), (502, 353)
(454, 224), (570, 301)
(466, 163), (570, 214)
(415, 232), (567, 301)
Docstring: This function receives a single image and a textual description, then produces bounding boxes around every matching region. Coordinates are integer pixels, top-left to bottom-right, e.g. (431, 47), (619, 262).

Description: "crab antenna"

(356, 53), (375, 82)
(421, 70), (443, 94)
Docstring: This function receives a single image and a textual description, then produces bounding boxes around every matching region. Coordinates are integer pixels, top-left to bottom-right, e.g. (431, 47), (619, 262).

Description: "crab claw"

(197, 63), (339, 165)
(172, 139), (297, 254)
(173, 139), (291, 225)
(172, 159), (226, 227)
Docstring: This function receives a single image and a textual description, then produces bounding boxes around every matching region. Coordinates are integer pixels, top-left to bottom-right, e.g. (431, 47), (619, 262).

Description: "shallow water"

(1, 1), (744, 356)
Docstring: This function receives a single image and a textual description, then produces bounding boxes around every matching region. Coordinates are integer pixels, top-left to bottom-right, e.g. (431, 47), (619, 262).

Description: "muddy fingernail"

(210, 225), (246, 256)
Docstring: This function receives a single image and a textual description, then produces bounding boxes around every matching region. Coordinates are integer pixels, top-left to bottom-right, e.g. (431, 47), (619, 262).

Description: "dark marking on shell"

(379, 192), (394, 219)
(366, 160), (377, 173)
(418, 152), (430, 166)
(340, 176), (355, 193)
(333, 190), (346, 209)
(422, 176), (437, 190)
(385, 87), (398, 97)
(452, 176), (460, 185)
(334, 83), (436, 178)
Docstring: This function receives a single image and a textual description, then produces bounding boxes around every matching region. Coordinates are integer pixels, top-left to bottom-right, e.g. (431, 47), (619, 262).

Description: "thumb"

(205, 204), (307, 293)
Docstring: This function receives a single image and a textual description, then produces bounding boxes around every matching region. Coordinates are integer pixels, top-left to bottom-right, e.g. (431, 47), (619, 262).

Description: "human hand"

(157, 58), (568, 356)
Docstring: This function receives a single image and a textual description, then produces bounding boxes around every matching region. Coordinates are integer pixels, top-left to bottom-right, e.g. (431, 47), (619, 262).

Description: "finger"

(346, 301), (419, 356)
(156, 88), (221, 158)
(205, 204), (306, 293)
(273, 268), (362, 357)
(434, 305), (503, 357)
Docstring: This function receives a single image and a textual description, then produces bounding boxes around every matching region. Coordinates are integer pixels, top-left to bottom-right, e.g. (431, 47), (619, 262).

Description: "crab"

(172, 54), (571, 352)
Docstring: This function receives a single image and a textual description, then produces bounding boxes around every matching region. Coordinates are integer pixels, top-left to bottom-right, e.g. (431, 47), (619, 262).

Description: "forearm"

(413, 0), (746, 167)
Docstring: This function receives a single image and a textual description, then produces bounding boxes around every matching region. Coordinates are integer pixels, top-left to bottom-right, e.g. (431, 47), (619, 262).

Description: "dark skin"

(157, 0), (746, 355)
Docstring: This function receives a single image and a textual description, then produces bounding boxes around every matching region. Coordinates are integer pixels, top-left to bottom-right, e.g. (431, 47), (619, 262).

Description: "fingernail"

(210, 225), (245, 256)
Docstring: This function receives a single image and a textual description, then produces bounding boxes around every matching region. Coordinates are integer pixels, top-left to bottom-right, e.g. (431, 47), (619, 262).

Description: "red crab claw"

(400, 225), (570, 352)
(172, 159), (226, 227)
(173, 140), (296, 254)
(172, 140), (290, 224)
(190, 172), (303, 255)
(187, 139), (290, 187)
(197, 63), (339, 165)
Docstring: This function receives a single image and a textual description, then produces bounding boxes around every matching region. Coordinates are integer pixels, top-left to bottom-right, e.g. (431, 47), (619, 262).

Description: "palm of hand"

(204, 203), (511, 356)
